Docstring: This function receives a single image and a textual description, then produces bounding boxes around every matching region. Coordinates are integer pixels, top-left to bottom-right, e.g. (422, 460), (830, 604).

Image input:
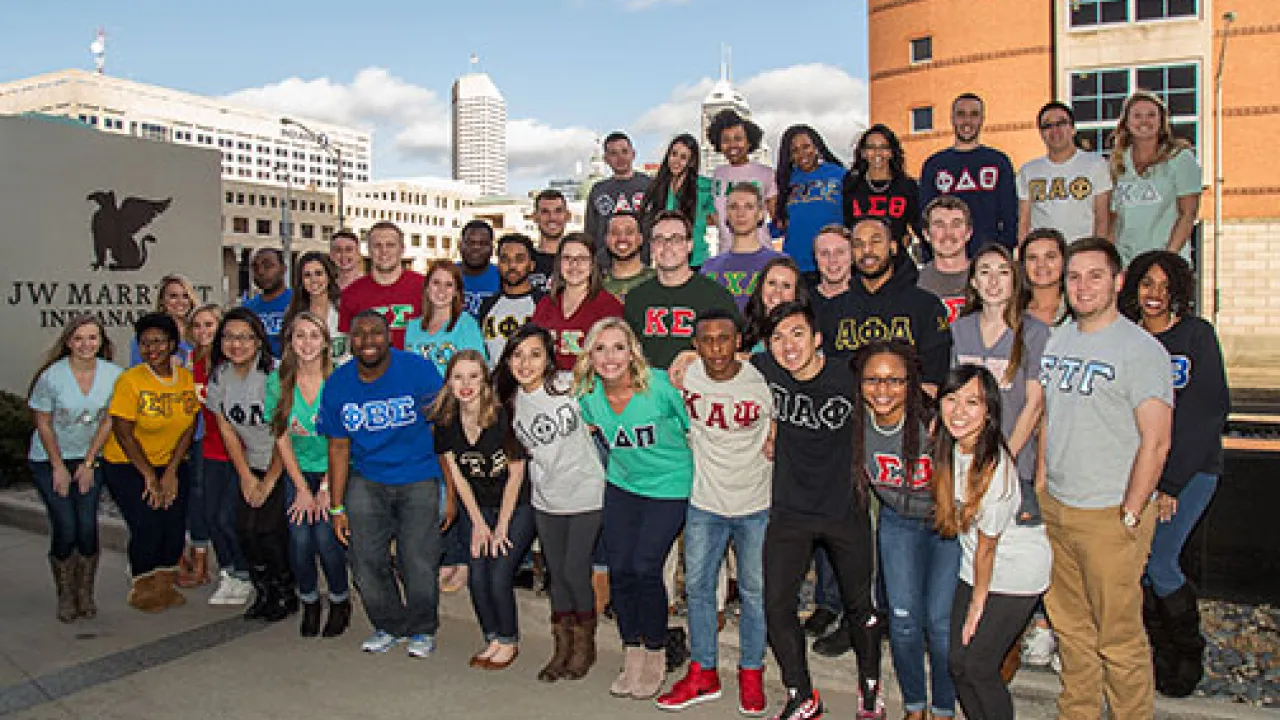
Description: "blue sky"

(1, 0), (871, 189)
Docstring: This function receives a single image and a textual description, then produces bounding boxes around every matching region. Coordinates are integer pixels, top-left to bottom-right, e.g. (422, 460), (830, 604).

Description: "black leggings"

(764, 508), (882, 698)
(949, 580), (1039, 720)
(236, 476), (291, 579)
(535, 509), (602, 617)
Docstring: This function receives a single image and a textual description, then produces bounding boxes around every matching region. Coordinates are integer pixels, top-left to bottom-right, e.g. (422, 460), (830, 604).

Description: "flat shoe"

(485, 647), (519, 670)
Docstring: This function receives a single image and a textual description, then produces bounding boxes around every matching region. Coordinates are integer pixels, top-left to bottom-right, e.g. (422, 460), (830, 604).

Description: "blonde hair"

(156, 273), (199, 318)
(430, 349), (498, 429)
(187, 303), (224, 363)
(1109, 90), (1192, 180)
(572, 317), (652, 396)
(271, 312), (334, 437)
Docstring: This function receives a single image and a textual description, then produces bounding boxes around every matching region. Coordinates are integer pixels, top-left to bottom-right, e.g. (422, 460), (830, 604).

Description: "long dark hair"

(932, 364), (1013, 537)
(28, 315), (115, 399)
(774, 125), (843, 230)
(850, 124), (907, 179)
(494, 323), (564, 413)
(643, 134), (701, 229)
(960, 243), (1029, 386)
(850, 341), (929, 502)
(743, 256), (809, 351)
(283, 251), (340, 332)
(1119, 250), (1196, 323)
(211, 307), (274, 375)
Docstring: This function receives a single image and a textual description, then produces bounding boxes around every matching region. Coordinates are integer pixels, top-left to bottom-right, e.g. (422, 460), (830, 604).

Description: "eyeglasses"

(1039, 119), (1073, 131)
(223, 333), (258, 344)
(862, 376), (908, 388)
(652, 233), (690, 245)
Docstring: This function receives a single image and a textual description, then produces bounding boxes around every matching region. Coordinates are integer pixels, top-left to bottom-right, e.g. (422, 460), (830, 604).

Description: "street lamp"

(280, 117), (344, 234)
(276, 162), (293, 287)
(1213, 11), (1236, 325)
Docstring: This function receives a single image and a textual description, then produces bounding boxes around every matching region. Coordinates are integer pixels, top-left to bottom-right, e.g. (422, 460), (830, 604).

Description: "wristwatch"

(1122, 509), (1140, 528)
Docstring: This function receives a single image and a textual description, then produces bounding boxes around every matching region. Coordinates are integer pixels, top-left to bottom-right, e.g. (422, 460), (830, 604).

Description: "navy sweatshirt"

(919, 146), (1018, 255)
(1154, 316), (1230, 496)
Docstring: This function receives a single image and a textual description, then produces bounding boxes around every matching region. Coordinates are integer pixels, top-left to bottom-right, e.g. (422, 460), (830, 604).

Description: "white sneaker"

(208, 571), (248, 605)
(227, 576), (254, 603)
(1022, 625), (1057, 666)
(362, 630), (402, 653)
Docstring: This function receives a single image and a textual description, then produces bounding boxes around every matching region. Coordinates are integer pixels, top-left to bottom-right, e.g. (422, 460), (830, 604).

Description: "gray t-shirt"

(206, 364), (275, 471)
(864, 414), (935, 520)
(917, 262), (970, 323)
(951, 313), (1050, 481)
(684, 359), (774, 517)
(512, 372), (606, 514)
(1041, 316), (1173, 508)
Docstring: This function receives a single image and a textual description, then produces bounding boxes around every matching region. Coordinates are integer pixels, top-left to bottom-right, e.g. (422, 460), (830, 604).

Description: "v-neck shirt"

(28, 358), (124, 461)
(578, 369), (692, 499)
(265, 370), (328, 473)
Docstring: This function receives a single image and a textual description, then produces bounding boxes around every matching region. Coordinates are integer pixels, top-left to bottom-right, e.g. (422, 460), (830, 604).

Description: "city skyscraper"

(451, 59), (508, 197)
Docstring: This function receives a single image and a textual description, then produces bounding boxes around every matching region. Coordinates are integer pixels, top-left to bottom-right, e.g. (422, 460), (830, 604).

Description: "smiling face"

(651, 217), (692, 273)
(940, 376), (987, 452)
(1125, 98), (1163, 143)
(814, 232), (852, 287)
(290, 317), (327, 365)
(589, 326), (632, 383)
(760, 265), (799, 312)
(160, 280), (194, 320)
(368, 228), (404, 274)
(498, 241), (533, 290)
(720, 124), (750, 165)
(68, 322), (103, 361)
(300, 259), (330, 299)
(1065, 250), (1121, 321)
(972, 252), (1015, 308)
(926, 207), (971, 261)
(768, 312), (821, 378)
(448, 357), (487, 405)
(558, 241), (593, 289)
(1038, 106), (1076, 155)
(666, 140), (693, 178)
(510, 335), (551, 392)
(190, 309), (220, 351)
(1137, 263), (1172, 323)
(861, 351), (909, 426)
(329, 236), (361, 274)
(852, 221), (896, 279)
(606, 214), (643, 263)
(1023, 238), (1064, 290)
(604, 138), (635, 177)
(139, 327), (176, 372)
(860, 131), (893, 175)
(221, 319), (261, 367)
(349, 316), (390, 369)
(952, 97), (985, 144)
(790, 131), (819, 173)
(535, 196), (569, 241)
(693, 318), (741, 381)
(426, 268), (458, 310)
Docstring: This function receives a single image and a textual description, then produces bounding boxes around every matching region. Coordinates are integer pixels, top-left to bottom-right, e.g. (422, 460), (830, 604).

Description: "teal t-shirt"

(578, 369), (692, 500)
(403, 312), (487, 377)
(666, 175), (715, 268)
(264, 371), (328, 474)
(1111, 147), (1201, 266)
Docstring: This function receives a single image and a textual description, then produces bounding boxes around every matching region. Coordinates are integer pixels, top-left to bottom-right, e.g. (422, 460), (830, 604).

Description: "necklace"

(866, 175), (892, 193)
(145, 363), (178, 387)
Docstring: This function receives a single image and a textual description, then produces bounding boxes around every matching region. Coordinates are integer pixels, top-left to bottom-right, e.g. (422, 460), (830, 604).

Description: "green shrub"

(0, 390), (34, 487)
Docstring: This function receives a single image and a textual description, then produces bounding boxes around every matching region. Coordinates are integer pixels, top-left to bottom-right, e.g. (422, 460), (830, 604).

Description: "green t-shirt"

(1111, 147), (1201, 266)
(603, 267), (656, 299)
(578, 369), (692, 500)
(264, 370), (328, 474)
(624, 273), (740, 369)
(665, 175), (715, 268)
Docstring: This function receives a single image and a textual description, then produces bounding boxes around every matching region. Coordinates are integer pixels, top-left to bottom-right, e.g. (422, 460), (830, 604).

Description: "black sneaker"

(811, 619), (852, 657)
(771, 688), (823, 720)
(802, 608), (841, 638)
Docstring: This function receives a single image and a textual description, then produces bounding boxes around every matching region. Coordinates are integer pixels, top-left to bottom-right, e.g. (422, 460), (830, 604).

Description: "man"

(917, 196), (974, 324)
(624, 211), (739, 369)
(700, 183), (782, 312)
(1039, 237), (1173, 719)
(601, 211), (655, 299)
(920, 94), (1018, 255)
(338, 221), (424, 350)
(330, 230), (365, 290)
(810, 225), (853, 301)
(818, 219), (951, 390)
(585, 132), (650, 266)
(478, 233), (544, 361)
(1017, 101), (1113, 242)
(457, 219), (501, 318)
(708, 109), (777, 252)
(317, 310), (446, 658)
(242, 248), (292, 357)
(531, 189), (569, 294)
(751, 301), (883, 720)
(656, 309), (773, 716)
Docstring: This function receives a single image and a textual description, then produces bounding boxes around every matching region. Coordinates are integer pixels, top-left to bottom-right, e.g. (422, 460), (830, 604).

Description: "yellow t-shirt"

(104, 364), (200, 466)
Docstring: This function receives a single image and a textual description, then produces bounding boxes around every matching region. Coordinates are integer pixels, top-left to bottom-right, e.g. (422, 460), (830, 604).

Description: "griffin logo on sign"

(87, 191), (171, 271)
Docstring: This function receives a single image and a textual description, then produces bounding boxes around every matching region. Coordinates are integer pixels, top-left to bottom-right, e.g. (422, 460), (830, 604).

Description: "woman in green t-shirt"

(266, 312), (351, 638)
(573, 317), (692, 700)
(643, 134), (715, 268)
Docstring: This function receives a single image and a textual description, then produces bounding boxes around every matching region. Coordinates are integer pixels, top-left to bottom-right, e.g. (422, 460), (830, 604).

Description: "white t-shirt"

(683, 359), (774, 516)
(512, 372), (606, 514)
(955, 450), (1052, 595)
(1016, 150), (1112, 241)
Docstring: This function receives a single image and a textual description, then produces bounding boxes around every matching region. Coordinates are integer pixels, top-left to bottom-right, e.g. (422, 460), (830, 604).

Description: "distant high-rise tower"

(451, 57), (507, 197)
(700, 45), (753, 174)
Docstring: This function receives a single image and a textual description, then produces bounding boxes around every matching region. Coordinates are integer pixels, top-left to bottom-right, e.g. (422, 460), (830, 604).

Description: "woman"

(574, 317), (692, 700)
(774, 125), (846, 275)
(432, 349), (534, 670)
(129, 273), (197, 366)
(27, 316), (122, 621)
(853, 341), (956, 720)
(643, 134), (715, 268)
(101, 313), (199, 612)
(742, 256), (810, 353)
(844, 124), (923, 262)
(494, 323), (607, 681)
(532, 232), (625, 371)
(208, 308), (293, 622)
(1120, 250), (1230, 698)
(283, 251), (348, 363)
(266, 312), (351, 638)
(1109, 91), (1201, 267)
(934, 365), (1052, 720)
(1020, 229), (1069, 327)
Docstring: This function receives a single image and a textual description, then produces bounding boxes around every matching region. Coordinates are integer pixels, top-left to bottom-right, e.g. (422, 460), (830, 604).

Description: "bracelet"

(329, 504), (346, 515)
(83, 458), (99, 470)
(319, 482), (330, 492)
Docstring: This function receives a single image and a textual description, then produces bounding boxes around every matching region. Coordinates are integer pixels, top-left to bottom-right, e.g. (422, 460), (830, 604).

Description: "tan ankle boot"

(154, 569), (187, 609)
(630, 647), (667, 699)
(610, 646), (645, 697)
(128, 572), (167, 613)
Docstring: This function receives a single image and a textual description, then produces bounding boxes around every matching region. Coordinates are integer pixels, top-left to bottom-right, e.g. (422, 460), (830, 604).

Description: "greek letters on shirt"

(643, 306), (697, 338)
(1170, 354), (1191, 390)
(681, 389), (765, 430)
(1040, 355), (1117, 396)
(458, 449), (508, 477)
(138, 390), (201, 418)
(872, 453), (934, 490)
(1027, 176), (1095, 203)
(552, 329), (586, 358)
(847, 195), (910, 220)
(610, 424), (657, 449)
(956, 353), (1013, 391)
(371, 304), (416, 330)
(415, 340), (460, 370)
(288, 413), (318, 437)
(340, 396), (418, 432)
(225, 400), (266, 426)
(484, 313), (526, 345)
(594, 190), (645, 216)
(834, 316), (918, 352)
(1113, 179), (1163, 208)
(701, 271), (759, 298)
(514, 404), (579, 449)
(935, 166), (1001, 195)
(788, 177), (841, 206)
(768, 383), (854, 431)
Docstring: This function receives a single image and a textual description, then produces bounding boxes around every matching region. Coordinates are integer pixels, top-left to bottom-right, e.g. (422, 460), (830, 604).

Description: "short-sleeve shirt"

(103, 364), (199, 466)
(532, 290), (625, 371)
(264, 370), (328, 474)
(243, 290), (292, 357)
(780, 162), (845, 271)
(954, 450), (1051, 595)
(578, 369), (692, 500)
(682, 359), (773, 517)
(513, 373), (606, 514)
(193, 357), (228, 461)
(403, 312), (486, 376)
(603, 268), (655, 299)
(316, 349), (443, 485)
(1111, 148), (1202, 266)
(28, 358), (124, 462)
(434, 408), (529, 509)
(712, 162), (777, 251)
(624, 274), (740, 369)
(700, 247), (784, 313)
(338, 271), (425, 350)
(1041, 316), (1174, 508)
(459, 264), (501, 318)
(206, 364), (275, 471)
(1016, 150), (1112, 241)
(916, 263), (969, 324)
(478, 290), (542, 362)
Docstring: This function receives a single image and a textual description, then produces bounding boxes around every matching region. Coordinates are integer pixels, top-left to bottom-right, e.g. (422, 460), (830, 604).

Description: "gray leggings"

(534, 509), (602, 616)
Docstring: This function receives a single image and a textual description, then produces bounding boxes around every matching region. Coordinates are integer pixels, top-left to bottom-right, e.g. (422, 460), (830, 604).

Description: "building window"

(256, 219), (272, 235)
(910, 37), (932, 64)
(1070, 62), (1199, 153)
(411, 234), (422, 248)
(1071, 0), (1196, 26)
(1136, 0), (1196, 20)
(301, 223), (315, 240)
(232, 217), (249, 234)
(910, 107), (934, 134)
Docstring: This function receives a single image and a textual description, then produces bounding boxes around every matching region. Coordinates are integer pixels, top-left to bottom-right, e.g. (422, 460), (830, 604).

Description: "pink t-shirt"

(712, 161), (778, 252)
(338, 271), (425, 350)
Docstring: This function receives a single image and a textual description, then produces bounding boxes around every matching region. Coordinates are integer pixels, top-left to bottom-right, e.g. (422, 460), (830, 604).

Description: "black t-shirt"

(1155, 316), (1230, 495)
(842, 172), (923, 257)
(530, 251), (556, 295)
(433, 408), (530, 508)
(752, 352), (861, 519)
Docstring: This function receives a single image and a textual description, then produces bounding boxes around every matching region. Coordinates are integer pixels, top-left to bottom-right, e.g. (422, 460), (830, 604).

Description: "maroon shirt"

(338, 271), (425, 350)
(531, 290), (624, 371)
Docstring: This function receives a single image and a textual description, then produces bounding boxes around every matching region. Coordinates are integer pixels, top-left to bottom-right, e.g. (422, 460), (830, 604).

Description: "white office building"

(451, 72), (508, 197)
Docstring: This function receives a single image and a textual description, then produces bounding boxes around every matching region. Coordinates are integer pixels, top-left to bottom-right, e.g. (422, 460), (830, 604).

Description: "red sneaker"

(738, 666), (767, 716)
(655, 661), (722, 711)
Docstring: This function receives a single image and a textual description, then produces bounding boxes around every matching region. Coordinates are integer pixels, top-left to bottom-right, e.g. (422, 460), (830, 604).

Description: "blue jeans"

(347, 473), (441, 638)
(102, 461), (189, 577)
(685, 505), (768, 669)
(29, 460), (100, 559)
(879, 504), (961, 717)
(185, 443), (211, 546)
(468, 504), (537, 643)
(1145, 472), (1218, 597)
(603, 483), (687, 649)
(285, 472), (350, 603)
(203, 457), (247, 579)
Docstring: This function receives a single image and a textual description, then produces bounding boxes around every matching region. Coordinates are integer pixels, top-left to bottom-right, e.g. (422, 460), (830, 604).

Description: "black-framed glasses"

(1039, 119), (1074, 131)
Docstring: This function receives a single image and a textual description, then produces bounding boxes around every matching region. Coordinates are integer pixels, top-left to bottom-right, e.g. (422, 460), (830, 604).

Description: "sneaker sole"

(406, 646), (435, 658)
(655, 690), (722, 711)
(363, 639), (400, 653)
(738, 703), (767, 717)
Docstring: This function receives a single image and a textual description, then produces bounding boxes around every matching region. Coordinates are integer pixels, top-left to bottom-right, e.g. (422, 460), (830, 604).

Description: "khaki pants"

(1041, 491), (1156, 720)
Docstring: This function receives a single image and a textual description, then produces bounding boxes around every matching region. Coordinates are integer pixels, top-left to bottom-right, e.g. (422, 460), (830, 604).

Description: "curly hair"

(707, 109), (763, 154)
(1119, 249), (1196, 322)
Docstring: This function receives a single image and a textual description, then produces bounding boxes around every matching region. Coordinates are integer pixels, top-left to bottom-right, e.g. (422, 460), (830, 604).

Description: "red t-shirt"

(531, 290), (625, 371)
(192, 357), (229, 461)
(338, 270), (425, 350)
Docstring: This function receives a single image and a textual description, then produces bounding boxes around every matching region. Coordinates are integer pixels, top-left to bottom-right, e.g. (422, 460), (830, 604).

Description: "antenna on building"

(469, 53), (479, 73)
(90, 28), (106, 75)
(720, 43), (732, 82)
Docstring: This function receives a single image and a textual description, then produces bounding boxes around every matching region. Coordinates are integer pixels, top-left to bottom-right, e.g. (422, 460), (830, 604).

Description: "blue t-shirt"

(316, 349), (444, 485)
(403, 312), (487, 376)
(781, 162), (846, 273)
(27, 358), (124, 462)
(459, 264), (501, 319)
(243, 289), (293, 357)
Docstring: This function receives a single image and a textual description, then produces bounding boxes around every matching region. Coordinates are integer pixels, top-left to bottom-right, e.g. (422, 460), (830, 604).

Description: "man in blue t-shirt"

(242, 248), (292, 356)
(318, 310), (445, 658)
(458, 219), (501, 318)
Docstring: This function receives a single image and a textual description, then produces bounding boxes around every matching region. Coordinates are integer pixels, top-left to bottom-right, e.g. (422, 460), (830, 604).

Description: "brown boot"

(154, 569), (187, 609)
(50, 554), (78, 622)
(539, 614), (575, 682)
(630, 647), (666, 699)
(75, 553), (100, 619)
(563, 613), (597, 680)
(127, 572), (167, 613)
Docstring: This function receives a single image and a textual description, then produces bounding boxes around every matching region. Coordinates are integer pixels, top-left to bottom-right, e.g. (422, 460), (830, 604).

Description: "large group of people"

(26, 90), (1227, 720)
